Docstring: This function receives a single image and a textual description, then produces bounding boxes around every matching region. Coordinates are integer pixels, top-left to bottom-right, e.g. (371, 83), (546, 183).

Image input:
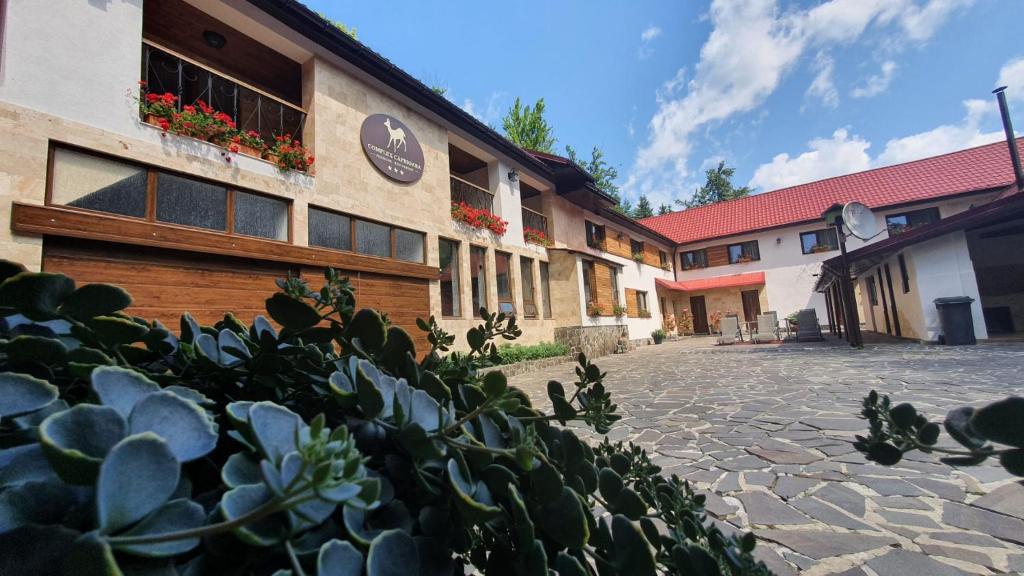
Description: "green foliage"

(316, 11), (357, 39)
(857, 390), (1024, 475)
(566, 145), (620, 202)
(651, 329), (667, 343)
(0, 261), (772, 575)
(677, 161), (752, 209)
(657, 203), (673, 216)
(502, 97), (556, 153)
(495, 341), (569, 365)
(633, 195), (654, 219)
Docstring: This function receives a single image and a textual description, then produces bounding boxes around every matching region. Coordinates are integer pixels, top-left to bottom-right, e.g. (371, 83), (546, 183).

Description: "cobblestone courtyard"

(508, 337), (1024, 575)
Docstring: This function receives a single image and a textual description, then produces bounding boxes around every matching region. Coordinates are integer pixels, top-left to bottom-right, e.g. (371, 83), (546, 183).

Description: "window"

(610, 267), (620, 306)
(630, 239), (645, 257)
(470, 246), (488, 317)
(659, 250), (669, 269)
(356, 220), (391, 258)
(540, 261), (552, 319)
(520, 257), (537, 318)
(439, 239), (461, 317)
(886, 207), (940, 236)
(800, 228), (839, 255)
(495, 251), (515, 314)
(681, 249), (708, 270)
(49, 147), (290, 241)
(728, 241), (760, 264)
(636, 291), (650, 316)
(867, 276), (878, 306)
(582, 260), (595, 304)
(51, 148), (147, 218)
(234, 190), (288, 241)
(395, 229), (425, 263)
(585, 221), (605, 249)
(309, 208), (352, 251)
(898, 254), (910, 294)
(308, 207), (425, 263)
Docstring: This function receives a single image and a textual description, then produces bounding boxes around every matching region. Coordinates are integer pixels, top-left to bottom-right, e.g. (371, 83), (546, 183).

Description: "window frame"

(727, 240), (760, 264)
(438, 237), (462, 318)
(886, 207), (941, 236)
(867, 276), (879, 306)
(585, 220), (606, 250)
(582, 260), (596, 305)
(630, 239), (645, 256)
(799, 228), (839, 255)
(520, 256), (537, 319)
(470, 245), (489, 318)
(898, 253), (910, 294)
(307, 204), (426, 264)
(610, 267), (620, 306)
(681, 249), (709, 270)
(495, 250), (516, 315)
(46, 144), (293, 243)
(636, 290), (650, 316)
(659, 250), (669, 268)
(539, 260), (552, 319)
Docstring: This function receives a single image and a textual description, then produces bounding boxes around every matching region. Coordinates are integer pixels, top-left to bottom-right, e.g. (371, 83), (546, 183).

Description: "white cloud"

(623, 0), (973, 205)
(638, 25), (663, 59)
(997, 57), (1024, 96)
(461, 91), (506, 126)
(876, 99), (1001, 165)
(806, 52), (839, 108)
(749, 129), (871, 190)
(851, 60), (897, 98)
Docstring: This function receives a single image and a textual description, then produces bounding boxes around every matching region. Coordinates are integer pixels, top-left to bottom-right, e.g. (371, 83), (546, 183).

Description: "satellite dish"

(842, 201), (879, 240)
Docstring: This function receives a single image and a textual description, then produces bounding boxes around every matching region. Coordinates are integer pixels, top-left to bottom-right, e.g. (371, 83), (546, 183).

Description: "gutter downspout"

(993, 86), (1024, 192)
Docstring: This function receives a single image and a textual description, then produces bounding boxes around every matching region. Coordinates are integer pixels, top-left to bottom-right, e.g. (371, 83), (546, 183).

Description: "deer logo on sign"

(383, 118), (407, 152)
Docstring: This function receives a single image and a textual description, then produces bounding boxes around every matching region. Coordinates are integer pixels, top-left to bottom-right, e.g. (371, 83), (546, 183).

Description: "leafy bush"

(0, 259), (772, 575)
(857, 390), (1024, 476)
(651, 329), (666, 343)
(496, 341), (568, 365)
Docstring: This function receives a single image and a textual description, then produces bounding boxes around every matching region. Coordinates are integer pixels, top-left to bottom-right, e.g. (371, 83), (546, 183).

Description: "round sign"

(360, 113), (424, 183)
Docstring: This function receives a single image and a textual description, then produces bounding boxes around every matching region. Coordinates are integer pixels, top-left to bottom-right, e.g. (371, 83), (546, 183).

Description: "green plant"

(496, 341), (569, 365)
(612, 305), (627, 318)
(651, 329), (666, 344)
(269, 133), (316, 173)
(856, 391), (1024, 476)
(0, 260), (772, 575)
(631, 252), (646, 263)
(587, 303), (604, 317)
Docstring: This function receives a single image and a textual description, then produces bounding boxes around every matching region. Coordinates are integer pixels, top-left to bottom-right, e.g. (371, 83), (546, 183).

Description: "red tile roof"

(639, 139), (1024, 245)
(656, 272), (765, 292)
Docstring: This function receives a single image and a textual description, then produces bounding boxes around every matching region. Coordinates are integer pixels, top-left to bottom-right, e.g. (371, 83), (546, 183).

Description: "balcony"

(142, 41), (306, 144)
(450, 175), (494, 211)
(522, 206), (551, 247)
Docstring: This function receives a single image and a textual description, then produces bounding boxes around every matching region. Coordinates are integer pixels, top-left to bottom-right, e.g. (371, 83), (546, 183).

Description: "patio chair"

(716, 316), (740, 345)
(752, 313), (780, 343)
(796, 308), (824, 342)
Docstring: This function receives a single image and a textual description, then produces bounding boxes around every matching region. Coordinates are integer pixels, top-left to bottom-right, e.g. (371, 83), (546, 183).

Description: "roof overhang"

(656, 272), (765, 293)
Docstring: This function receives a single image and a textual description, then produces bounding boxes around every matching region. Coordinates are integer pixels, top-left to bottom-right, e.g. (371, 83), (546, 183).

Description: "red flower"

(146, 93), (160, 103)
(182, 105), (196, 114)
(138, 80), (148, 87)
(196, 99), (213, 114)
(228, 143), (240, 153)
(157, 118), (170, 131)
(307, 156), (315, 165)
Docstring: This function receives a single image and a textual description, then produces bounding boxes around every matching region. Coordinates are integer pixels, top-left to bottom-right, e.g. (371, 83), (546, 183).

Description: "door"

(690, 295), (709, 334)
(741, 290), (762, 331)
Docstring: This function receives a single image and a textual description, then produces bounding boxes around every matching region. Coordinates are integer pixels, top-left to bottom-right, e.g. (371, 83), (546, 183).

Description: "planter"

(235, 144), (264, 158)
(652, 337), (663, 345)
(143, 113), (163, 127)
(263, 152), (281, 165)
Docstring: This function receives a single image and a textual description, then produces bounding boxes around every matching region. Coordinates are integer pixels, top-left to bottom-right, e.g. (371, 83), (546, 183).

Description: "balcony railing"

(522, 206), (548, 236)
(142, 40), (306, 144)
(450, 175), (494, 211)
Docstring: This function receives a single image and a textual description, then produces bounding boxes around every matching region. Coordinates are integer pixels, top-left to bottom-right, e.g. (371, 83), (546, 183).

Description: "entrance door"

(741, 290), (762, 330)
(690, 295), (709, 334)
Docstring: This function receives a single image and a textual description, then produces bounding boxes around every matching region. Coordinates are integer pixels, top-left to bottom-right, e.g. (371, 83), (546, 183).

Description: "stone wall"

(555, 325), (629, 359)
(478, 355), (571, 379)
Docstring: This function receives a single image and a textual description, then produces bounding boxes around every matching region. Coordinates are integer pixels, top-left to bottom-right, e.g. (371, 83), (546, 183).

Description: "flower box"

(524, 227), (553, 247)
(451, 202), (508, 236)
(234, 143), (263, 158)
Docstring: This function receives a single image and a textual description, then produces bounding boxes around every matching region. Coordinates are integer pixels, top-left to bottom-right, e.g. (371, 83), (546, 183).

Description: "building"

(640, 139), (1024, 338)
(0, 0), (673, 357)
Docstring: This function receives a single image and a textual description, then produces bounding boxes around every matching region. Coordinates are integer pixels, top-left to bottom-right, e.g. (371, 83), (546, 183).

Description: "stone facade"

(554, 325), (629, 359)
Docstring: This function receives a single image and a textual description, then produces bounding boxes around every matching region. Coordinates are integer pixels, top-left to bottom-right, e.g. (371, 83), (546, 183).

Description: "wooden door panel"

(690, 296), (709, 333)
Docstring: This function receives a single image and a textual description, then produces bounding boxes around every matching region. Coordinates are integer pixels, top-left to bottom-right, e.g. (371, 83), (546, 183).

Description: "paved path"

(507, 337), (1024, 575)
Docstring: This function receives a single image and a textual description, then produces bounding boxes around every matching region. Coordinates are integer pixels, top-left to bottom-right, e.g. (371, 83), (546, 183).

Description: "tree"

(633, 195), (654, 219)
(677, 161), (752, 209)
(430, 85), (448, 97)
(657, 203), (673, 216)
(501, 97), (556, 153)
(565, 145), (620, 201)
(615, 197), (634, 216)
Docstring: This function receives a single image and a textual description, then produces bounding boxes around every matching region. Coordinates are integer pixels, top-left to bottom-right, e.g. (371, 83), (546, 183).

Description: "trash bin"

(934, 296), (976, 345)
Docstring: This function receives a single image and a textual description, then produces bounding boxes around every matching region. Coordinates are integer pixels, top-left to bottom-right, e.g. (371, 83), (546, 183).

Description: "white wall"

(908, 231), (988, 341)
(0, 0), (144, 136)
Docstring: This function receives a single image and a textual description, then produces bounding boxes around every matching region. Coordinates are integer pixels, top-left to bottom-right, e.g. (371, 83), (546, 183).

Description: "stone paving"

(507, 337), (1024, 575)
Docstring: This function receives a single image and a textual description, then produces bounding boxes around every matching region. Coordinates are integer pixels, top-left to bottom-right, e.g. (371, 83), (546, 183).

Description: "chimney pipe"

(993, 86), (1024, 192)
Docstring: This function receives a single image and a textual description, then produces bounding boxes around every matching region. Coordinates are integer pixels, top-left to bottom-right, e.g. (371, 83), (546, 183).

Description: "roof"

(815, 187), (1024, 290)
(656, 272), (765, 292)
(250, 0), (553, 179)
(639, 138), (1024, 245)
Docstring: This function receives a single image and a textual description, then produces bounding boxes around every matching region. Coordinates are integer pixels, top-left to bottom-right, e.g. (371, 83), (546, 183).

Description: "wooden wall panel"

(643, 243), (661, 267)
(625, 288), (638, 318)
(707, 245), (730, 267)
(603, 228), (632, 260)
(593, 263), (616, 313)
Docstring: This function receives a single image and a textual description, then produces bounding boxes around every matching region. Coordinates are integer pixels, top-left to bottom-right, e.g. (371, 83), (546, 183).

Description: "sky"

(308, 0), (1023, 210)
